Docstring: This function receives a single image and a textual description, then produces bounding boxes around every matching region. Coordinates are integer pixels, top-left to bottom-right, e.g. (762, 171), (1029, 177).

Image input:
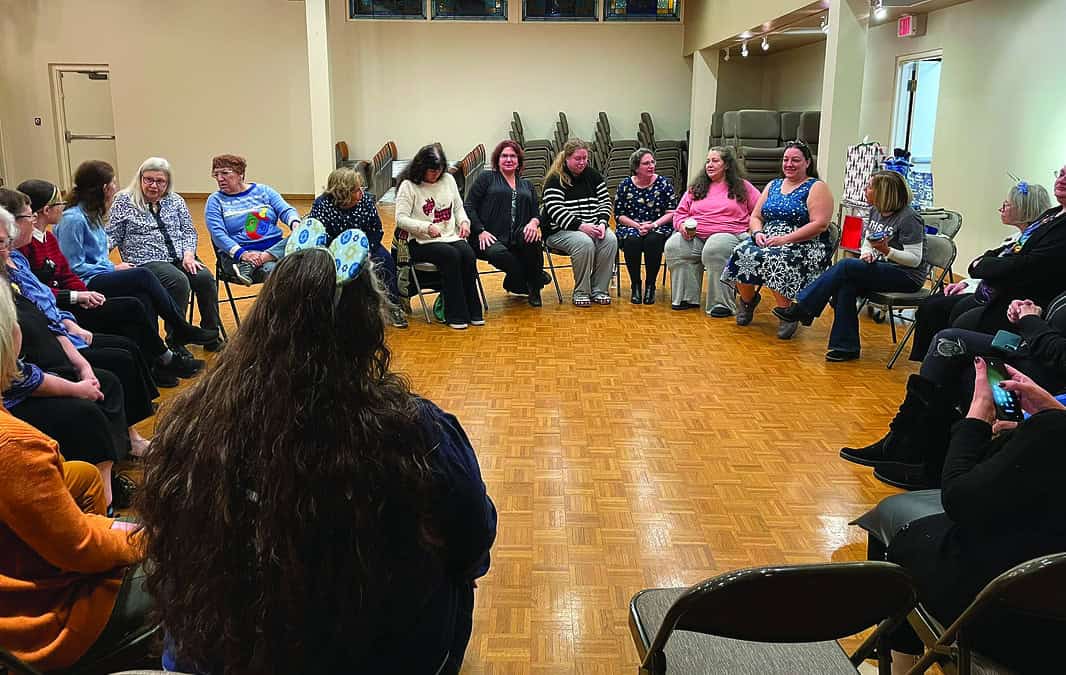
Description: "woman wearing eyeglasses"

(109, 157), (222, 351)
(55, 161), (218, 351)
(205, 153), (301, 286)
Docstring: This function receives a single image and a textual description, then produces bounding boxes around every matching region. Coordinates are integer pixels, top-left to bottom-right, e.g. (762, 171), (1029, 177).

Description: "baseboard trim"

(183, 192), (316, 200)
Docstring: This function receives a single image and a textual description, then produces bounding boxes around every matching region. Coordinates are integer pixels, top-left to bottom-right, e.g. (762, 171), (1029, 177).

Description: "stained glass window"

(604, 0), (679, 21)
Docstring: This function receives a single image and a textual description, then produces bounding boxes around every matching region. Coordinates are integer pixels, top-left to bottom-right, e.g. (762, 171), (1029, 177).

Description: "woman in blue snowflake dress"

(722, 141), (835, 339)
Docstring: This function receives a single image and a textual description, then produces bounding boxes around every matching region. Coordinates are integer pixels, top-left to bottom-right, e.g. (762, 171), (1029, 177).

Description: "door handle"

(65, 132), (116, 142)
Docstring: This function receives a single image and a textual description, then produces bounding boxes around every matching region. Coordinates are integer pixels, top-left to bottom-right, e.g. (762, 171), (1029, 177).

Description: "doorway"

(891, 54), (941, 173)
(50, 65), (118, 190)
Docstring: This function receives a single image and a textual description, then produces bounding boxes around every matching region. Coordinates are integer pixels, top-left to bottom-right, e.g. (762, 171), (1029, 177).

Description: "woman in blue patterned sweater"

(614, 148), (675, 305)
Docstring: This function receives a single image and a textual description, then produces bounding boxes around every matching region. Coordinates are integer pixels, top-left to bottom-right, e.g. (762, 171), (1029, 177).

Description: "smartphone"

(866, 230), (887, 241)
(985, 357), (1025, 422)
(991, 330), (1022, 353)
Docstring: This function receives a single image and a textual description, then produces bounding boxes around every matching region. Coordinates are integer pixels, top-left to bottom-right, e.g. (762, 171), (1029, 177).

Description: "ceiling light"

(739, 31), (753, 39)
(873, 0), (887, 20)
(741, 41), (749, 58)
(761, 36), (770, 51)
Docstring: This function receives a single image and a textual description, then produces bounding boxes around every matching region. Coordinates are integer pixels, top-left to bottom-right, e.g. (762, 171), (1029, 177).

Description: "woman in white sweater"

(395, 144), (482, 329)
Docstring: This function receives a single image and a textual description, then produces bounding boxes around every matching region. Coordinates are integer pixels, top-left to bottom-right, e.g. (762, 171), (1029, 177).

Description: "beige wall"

(858, 0), (1066, 266)
(328, 6), (693, 162)
(0, 0), (313, 194)
(683, 0), (811, 55)
(714, 41), (825, 113)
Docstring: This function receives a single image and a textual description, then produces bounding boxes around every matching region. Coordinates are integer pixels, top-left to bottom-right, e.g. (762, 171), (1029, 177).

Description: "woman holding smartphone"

(774, 171), (926, 361)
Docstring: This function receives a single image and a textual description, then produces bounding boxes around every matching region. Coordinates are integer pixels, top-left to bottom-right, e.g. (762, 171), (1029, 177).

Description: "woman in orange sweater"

(0, 274), (152, 671)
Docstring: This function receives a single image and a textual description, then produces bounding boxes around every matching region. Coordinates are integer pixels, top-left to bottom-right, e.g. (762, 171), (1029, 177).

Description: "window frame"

(522, 0), (599, 22)
(603, 0), (680, 22)
(432, 0), (508, 20)
(348, 0), (427, 21)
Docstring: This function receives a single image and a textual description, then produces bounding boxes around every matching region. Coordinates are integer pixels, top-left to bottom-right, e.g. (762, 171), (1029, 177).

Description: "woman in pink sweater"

(664, 147), (761, 315)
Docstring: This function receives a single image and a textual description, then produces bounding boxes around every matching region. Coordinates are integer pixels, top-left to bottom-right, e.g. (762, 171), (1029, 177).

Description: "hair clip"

(285, 218), (370, 286)
(1017, 181), (1029, 196)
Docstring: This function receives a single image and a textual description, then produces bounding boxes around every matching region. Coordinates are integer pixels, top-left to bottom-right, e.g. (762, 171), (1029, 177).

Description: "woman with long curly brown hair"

(138, 245), (497, 674)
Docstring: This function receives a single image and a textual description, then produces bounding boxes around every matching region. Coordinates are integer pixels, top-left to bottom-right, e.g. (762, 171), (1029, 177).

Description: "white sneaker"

(470, 319), (486, 326)
(448, 322), (469, 330)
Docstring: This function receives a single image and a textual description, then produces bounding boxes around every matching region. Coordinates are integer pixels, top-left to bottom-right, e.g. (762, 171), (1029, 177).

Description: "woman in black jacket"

(464, 140), (546, 306)
(908, 168), (1066, 359)
(842, 289), (1066, 489)
(855, 360), (1066, 673)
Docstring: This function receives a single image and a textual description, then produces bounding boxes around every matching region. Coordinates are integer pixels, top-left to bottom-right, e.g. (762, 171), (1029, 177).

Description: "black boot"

(840, 374), (960, 486)
(643, 284), (656, 305)
(631, 280), (643, 305)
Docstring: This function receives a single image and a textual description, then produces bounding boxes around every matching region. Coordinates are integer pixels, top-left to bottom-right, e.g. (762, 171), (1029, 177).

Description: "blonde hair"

(325, 167), (365, 204)
(544, 139), (591, 190)
(867, 171), (912, 214)
(0, 275), (19, 389)
(123, 156), (173, 211)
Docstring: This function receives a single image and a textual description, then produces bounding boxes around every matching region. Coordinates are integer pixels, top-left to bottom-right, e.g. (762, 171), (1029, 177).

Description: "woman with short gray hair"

(108, 156), (222, 352)
(614, 148), (675, 304)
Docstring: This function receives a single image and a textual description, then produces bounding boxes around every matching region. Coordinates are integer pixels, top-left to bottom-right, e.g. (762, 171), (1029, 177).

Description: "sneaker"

(156, 353), (203, 379)
(448, 322), (469, 330)
(150, 365), (179, 388)
(173, 323), (219, 347)
(873, 462), (934, 491)
(470, 318), (486, 326)
(232, 261), (256, 286)
(708, 305), (733, 318)
(670, 301), (700, 311)
(390, 307), (409, 329)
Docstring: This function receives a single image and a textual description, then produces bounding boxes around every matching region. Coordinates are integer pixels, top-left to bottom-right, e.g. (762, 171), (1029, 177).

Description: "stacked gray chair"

(798, 111), (821, 156)
(638, 112), (687, 198)
(732, 110), (785, 190)
(510, 112), (555, 198)
(709, 111), (725, 149)
(553, 112), (570, 155)
(593, 112), (639, 196)
(780, 112), (801, 144)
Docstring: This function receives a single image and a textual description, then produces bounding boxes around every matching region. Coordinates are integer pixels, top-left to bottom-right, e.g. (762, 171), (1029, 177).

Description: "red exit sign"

(898, 13), (927, 38)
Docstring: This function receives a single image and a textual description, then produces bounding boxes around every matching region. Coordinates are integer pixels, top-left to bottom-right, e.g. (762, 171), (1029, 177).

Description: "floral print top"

(613, 175), (675, 239)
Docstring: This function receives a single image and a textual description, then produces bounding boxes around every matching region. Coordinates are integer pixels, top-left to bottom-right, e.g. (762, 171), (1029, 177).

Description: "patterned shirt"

(309, 191), (384, 248)
(3, 361), (44, 410)
(613, 175), (675, 239)
(108, 191), (197, 265)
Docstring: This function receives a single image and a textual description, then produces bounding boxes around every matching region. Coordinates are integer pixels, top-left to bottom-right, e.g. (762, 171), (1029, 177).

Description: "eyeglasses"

(211, 170), (236, 178)
(141, 176), (168, 186)
(14, 213), (37, 222)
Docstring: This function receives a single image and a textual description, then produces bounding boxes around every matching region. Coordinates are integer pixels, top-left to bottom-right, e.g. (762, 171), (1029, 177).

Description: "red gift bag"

(841, 215), (864, 250)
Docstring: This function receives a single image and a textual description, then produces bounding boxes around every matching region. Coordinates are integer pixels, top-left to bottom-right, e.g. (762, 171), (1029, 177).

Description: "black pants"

(408, 240), (482, 325)
(621, 231), (667, 287)
(81, 334), (158, 426)
(87, 267), (188, 337)
(10, 367), (128, 464)
(142, 260), (221, 334)
(477, 239), (544, 294)
(909, 293), (1015, 361)
(72, 296), (168, 361)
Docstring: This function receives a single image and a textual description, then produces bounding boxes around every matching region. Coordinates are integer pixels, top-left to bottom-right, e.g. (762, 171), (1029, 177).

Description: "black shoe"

(172, 322), (219, 347)
(541, 271), (552, 286)
(150, 365), (179, 388)
(390, 307), (409, 328)
(840, 434), (892, 467)
(631, 281), (643, 305)
(671, 301), (700, 311)
(735, 292), (761, 325)
(776, 318), (800, 340)
(528, 286), (543, 307)
(168, 343), (195, 360)
(157, 353), (203, 379)
(772, 302), (815, 326)
(203, 337), (226, 352)
(111, 473), (137, 509)
(233, 261), (255, 286)
(825, 349), (861, 362)
(709, 305), (733, 318)
(873, 462), (935, 491)
(643, 285), (656, 305)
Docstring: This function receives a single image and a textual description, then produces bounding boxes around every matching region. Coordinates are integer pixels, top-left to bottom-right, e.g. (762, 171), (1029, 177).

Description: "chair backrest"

(921, 234), (957, 289)
(650, 562), (916, 653)
(780, 111), (801, 143)
(919, 209), (963, 239)
(370, 141), (397, 198)
(722, 111), (738, 146)
(735, 109), (781, 149)
(797, 111), (821, 153)
(710, 111), (724, 145)
(334, 141), (350, 165)
(825, 220), (841, 253)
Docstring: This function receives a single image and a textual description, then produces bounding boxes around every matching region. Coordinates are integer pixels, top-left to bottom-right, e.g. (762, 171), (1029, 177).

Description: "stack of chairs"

(448, 144), (487, 199)
(708, 109), (822, 190)
(510, 112), (555, 198)
(637, 112), (687, 198)
(553, 112), (570, 155)
(593, 112), (639, 197)
(369, 141), (398, 201)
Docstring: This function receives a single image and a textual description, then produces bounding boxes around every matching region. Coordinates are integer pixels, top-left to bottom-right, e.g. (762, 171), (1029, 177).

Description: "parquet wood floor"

(133, 199), (918, 673)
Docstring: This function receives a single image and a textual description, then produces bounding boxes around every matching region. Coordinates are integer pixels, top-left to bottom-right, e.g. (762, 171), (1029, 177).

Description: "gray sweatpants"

(546, 229), (618, 300)
(664, 231), (747, 313)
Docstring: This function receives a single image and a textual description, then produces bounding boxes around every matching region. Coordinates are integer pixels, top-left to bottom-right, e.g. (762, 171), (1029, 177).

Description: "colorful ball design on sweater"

(244, 207), (273, 240)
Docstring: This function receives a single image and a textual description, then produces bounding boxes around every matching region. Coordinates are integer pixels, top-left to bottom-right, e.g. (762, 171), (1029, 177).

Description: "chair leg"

(411, 270), (433, 324)
(545, 249), (564, 303)
(476, 274), (489, 312)
(888, 302), (898, 343)
(222, 278), (241, 328)
(887, 319), (919, 369)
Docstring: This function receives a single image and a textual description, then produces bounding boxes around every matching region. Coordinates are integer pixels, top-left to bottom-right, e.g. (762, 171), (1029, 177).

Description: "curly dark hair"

(398, 143), (448, 185)
(137, 250), (440, 674)
(67, 160), (115, 224)
(689, 146), (749, 203)
(491, 139), (524, 174)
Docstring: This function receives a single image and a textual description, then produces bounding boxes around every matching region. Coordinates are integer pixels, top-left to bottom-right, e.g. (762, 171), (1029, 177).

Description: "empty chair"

(629, 561), (917, 674)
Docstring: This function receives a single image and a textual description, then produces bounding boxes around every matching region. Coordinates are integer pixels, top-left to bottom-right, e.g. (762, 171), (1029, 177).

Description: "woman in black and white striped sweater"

(540, 140), (617, 306)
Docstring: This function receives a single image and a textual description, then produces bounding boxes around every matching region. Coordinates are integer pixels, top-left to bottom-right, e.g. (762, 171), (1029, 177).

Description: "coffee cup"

(683, 218), (697, 235)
